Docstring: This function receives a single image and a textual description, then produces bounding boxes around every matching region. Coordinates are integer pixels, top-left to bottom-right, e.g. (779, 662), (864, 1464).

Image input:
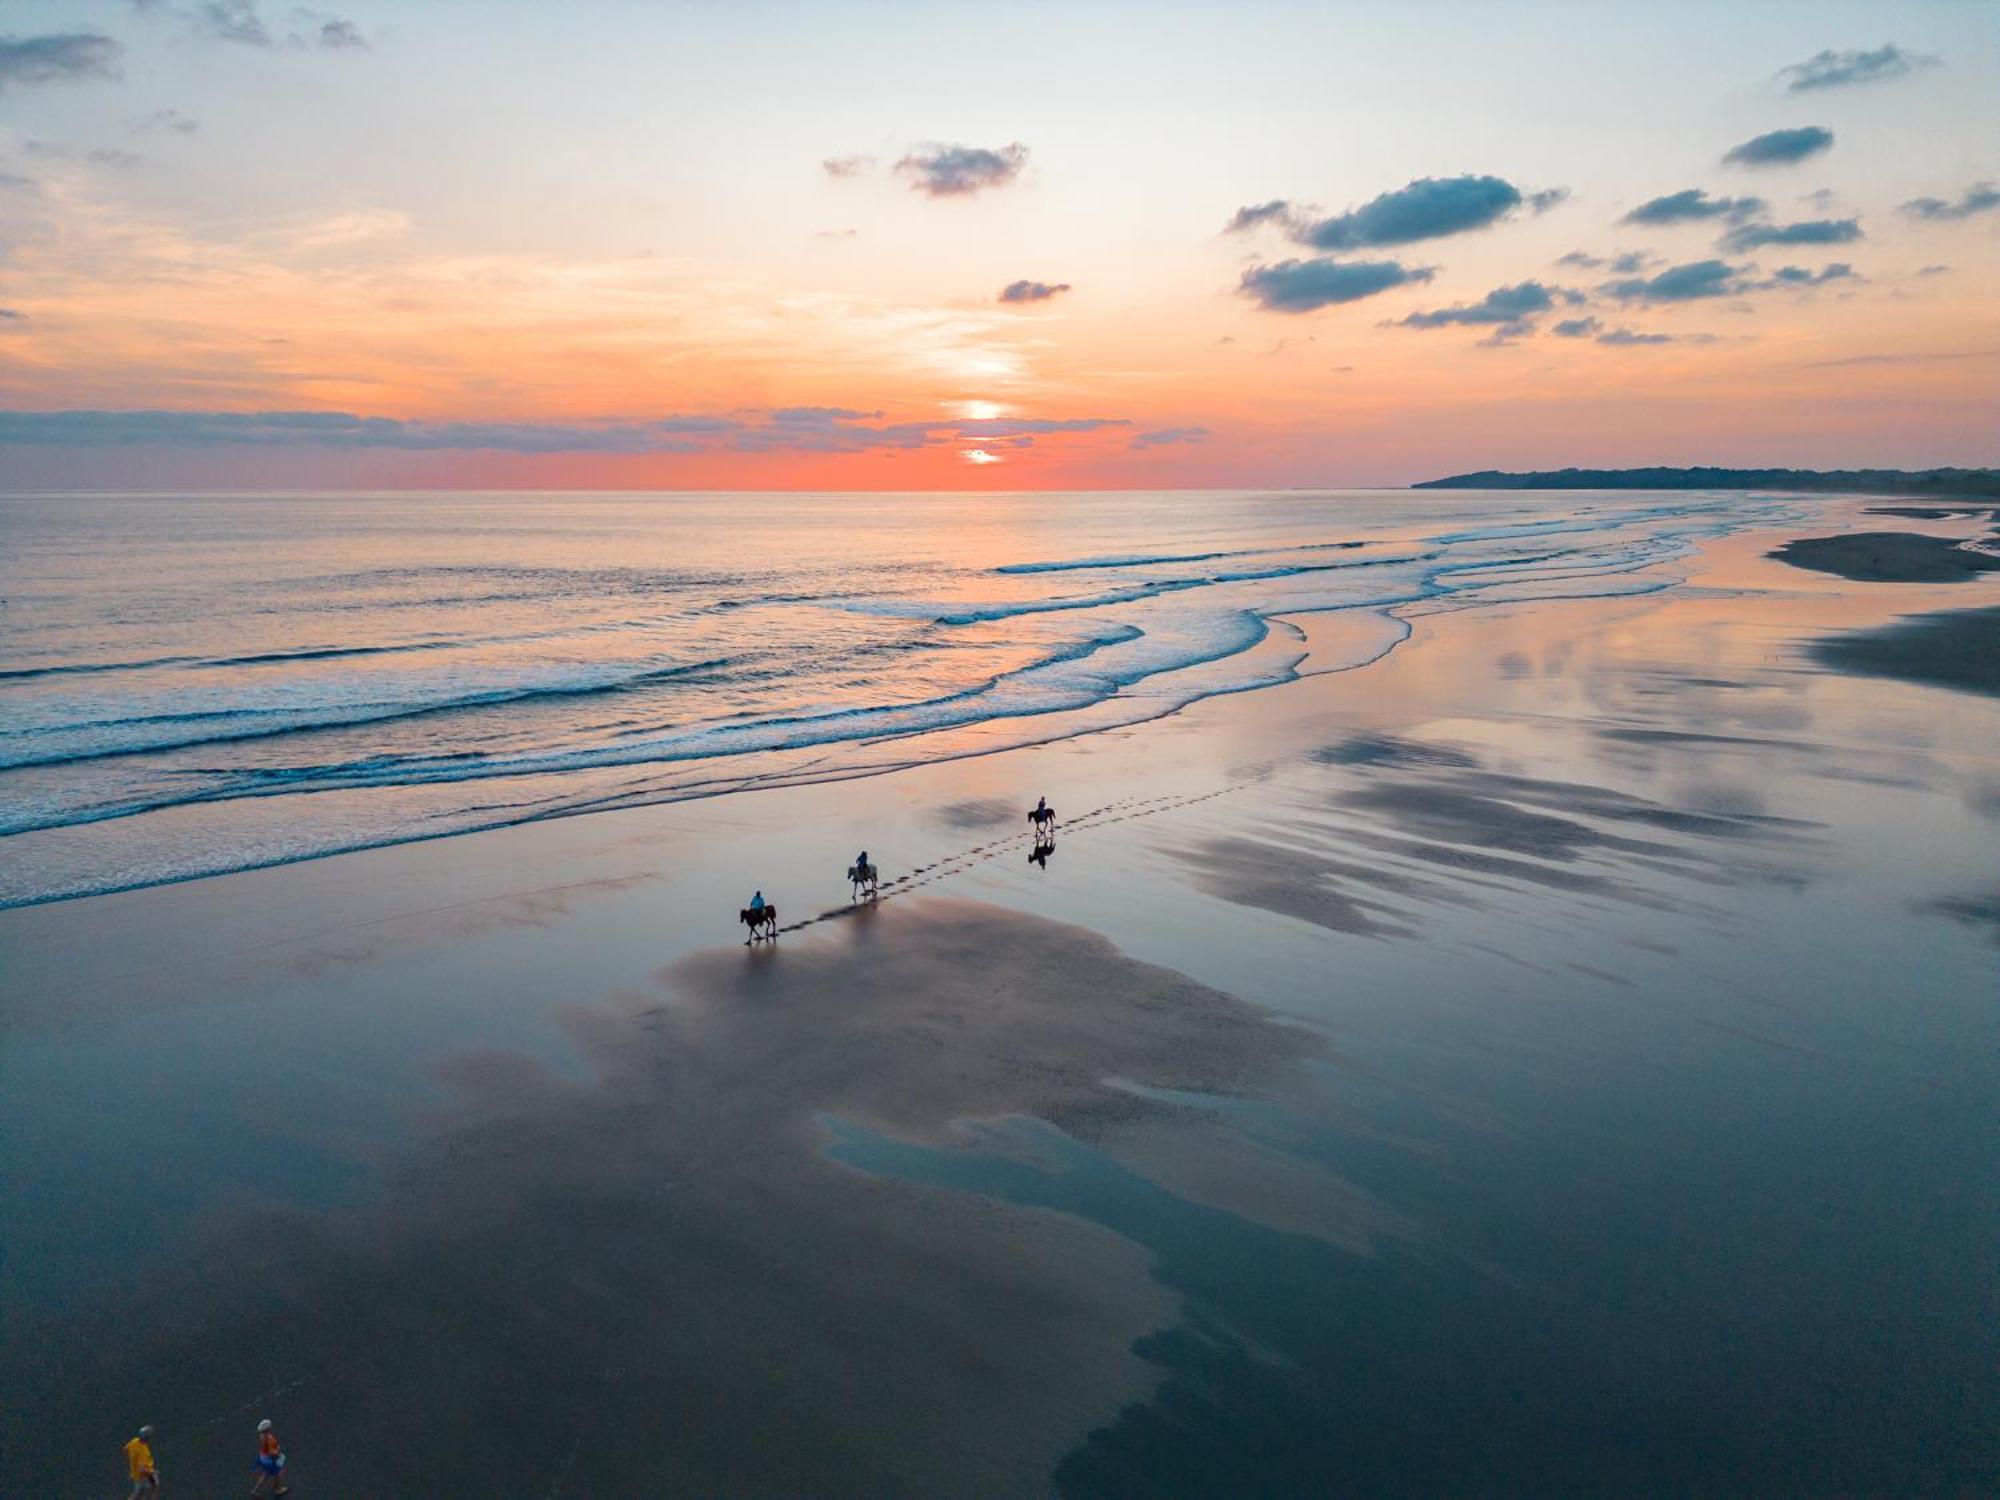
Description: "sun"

(950, 400), (1011, 421)
(962, 448), (1003, 465)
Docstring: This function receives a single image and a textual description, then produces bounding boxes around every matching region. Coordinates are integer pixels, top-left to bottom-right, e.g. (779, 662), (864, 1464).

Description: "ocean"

(0, 488), (1805, 907)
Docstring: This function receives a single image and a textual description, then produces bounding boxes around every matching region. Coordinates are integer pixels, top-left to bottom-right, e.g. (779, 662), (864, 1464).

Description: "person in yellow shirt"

(123, 1425), (159, 1496)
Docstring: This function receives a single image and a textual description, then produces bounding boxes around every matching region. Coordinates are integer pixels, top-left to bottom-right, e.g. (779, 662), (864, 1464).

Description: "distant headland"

(1413, 466), (2000, 498)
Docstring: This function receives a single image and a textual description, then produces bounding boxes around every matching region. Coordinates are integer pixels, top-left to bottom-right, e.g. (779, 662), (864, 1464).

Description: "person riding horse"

(848, 850), (879, 899)
(1028, 796), (1057, 835)
(740, 890), (778, 942)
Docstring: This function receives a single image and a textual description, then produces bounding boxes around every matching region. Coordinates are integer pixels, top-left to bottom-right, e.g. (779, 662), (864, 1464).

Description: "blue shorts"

(256, 1454), (285, 1475)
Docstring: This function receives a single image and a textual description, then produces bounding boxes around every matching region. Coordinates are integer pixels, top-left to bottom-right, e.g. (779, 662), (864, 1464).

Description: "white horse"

(847, 861), (879, 901)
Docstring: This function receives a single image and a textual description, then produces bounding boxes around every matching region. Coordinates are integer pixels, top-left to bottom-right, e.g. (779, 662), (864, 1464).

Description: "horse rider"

(748, 889), (767, 913)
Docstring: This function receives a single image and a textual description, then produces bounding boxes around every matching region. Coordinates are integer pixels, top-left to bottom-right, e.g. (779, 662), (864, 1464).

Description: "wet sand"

(4, 502), (1998, 1496)
(1768, 529), (2000, 582)
(1811, 605), (2000, 698)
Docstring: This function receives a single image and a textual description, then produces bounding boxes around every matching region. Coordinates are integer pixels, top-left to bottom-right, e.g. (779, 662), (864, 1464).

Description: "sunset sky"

(1, 0), (1995, 490)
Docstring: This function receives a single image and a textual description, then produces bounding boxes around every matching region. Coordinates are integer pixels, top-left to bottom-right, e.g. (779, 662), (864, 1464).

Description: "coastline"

(4, 505), (1997, 1495)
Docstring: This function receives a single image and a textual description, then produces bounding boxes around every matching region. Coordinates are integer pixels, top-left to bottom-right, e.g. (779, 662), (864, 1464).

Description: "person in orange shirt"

(250, 1418), (289, 1497)
(123, 1425), (159, 1496)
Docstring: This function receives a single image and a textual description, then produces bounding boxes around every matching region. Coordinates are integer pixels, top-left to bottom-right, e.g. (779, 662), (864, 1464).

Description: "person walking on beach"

(249, 1418), (289, 1497)
(123, 1425), (159, 1496)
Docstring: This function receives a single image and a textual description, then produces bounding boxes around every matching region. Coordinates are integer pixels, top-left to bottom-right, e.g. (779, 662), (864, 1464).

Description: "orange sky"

(1, 1), (1995, 488)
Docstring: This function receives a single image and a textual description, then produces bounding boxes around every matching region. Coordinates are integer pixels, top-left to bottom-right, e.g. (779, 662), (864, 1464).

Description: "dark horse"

(1028, 803), (1058, 835)
(740, 903), (778, 944)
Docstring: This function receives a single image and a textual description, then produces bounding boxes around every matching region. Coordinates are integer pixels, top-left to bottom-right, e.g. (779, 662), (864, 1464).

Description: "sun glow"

(961, 448), (1002, 465)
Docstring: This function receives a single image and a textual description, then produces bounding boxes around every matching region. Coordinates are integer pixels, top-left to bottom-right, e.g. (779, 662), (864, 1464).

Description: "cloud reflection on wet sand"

(6, 901), (1367, 1498)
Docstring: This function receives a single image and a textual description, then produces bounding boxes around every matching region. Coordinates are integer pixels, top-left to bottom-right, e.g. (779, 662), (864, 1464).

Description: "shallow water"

(0, 489), (1806, 905)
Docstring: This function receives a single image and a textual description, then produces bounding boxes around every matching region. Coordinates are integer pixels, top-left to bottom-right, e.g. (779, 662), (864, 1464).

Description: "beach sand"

(4, 503), (1997, 1496)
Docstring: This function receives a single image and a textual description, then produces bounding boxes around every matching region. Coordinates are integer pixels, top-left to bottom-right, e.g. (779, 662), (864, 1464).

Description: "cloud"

(1717, 216), (1861, 251)
(134, 107), (200, 135)
(1559, 316), (1702, 345)
(1900, 183), (2000, 221)
(1602, 259), (1751, 302)
(1130, 427), (1210, 450)
(1777, 44), (1939, 93)
(1723, 126), (1834, 167)
(1766, 262), (1856, 287)
(1296, 174), (1529, 249)
(1805, 347), (1999, 369)
(1237, 257), (1433, 313)
(0, 308), (25, 322)
(894, 142), (1028, 198)
(1527, 187), (1570, 213)
(1768, 262), (1856, 292)
(0, 407), (1132, 455)
(1398, 280), (1562, 330)
(0, 32), (122, 89)
(767, 406), (880, 423)
(309, 15), (369, 50)
(815, 227), (857, 239)
(821, 154), (871, 179)
(1622, 189), (1765, 225)
(196, 0), (272, 45)
(24, 140), (144, 169)
(997, 280), (1070, 304)
(168, 3), (368, 51)
(1555, 250), (1603, 269)
(1224, 199), (1296, 234)
(1917, 264), (1950, 276)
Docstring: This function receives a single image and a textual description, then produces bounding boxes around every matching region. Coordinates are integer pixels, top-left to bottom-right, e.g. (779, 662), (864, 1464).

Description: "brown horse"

(740, 903), (778, 943)
(1028, 804), (1057, 834)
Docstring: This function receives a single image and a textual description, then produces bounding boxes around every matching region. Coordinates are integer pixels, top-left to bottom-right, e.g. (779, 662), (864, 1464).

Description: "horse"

(740, 903), (778, 944)
(847, 861), (879, 901)
(1028, 803), (1058, 835)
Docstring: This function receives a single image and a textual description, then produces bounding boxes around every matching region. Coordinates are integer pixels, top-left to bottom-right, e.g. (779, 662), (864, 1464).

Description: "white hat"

(138, 1425), (154, 1438)
(257, 1419), (273, 1432)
